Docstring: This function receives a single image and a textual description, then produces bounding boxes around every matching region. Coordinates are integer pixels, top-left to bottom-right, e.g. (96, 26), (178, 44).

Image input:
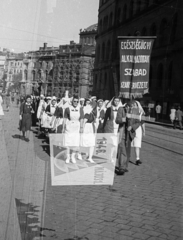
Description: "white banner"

(49, 133), (118, 186)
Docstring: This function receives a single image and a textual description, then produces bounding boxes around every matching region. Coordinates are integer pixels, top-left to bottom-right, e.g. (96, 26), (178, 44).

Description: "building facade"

(79, 23), (97, 46)
(4, 53), (24, 93)
(27, 43), (59, 96)
(52, 24), (97, 98)
(2, 23), (97, 97)
(94, 0), (183, 114)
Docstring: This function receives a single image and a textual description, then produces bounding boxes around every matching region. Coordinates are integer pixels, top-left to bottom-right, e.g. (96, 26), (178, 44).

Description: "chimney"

(44, 43), (47, 50)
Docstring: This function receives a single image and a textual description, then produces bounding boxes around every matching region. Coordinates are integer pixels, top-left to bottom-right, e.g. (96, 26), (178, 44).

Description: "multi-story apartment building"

(3, 23), (97, 97)
(94, 0), (183, 114)
(42, 24), (97, 98)
(5, 53), (24, 92)
(26, 43), (59, 96)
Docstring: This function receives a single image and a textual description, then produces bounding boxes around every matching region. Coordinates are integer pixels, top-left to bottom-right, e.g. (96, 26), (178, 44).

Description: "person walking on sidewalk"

(0, 93), (4, 120)
(19, 95), (34, 142)
(169, 105), (176, 125)
(5, 93), (11, 111)
(155, 103), (161, 121)
(174, 106), (183, 130)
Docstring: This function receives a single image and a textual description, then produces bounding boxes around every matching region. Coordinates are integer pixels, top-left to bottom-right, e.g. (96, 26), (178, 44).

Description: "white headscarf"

(106, 96), (125, 108)
(135, 100), (145, 115)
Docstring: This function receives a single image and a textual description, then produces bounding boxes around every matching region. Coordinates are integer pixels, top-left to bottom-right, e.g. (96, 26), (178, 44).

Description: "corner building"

(94, 0), (183, 113)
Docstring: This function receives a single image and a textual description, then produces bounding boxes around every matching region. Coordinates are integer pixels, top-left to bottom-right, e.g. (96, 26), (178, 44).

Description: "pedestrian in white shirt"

(155, 103), (161, 121)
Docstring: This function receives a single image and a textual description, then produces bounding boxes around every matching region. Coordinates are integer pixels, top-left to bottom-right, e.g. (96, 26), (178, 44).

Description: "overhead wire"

(0, 24), (71, 43)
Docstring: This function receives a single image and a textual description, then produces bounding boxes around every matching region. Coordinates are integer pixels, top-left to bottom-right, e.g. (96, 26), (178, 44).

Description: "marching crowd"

(17, 93), (145, 175)
(1, 90), (183, 175)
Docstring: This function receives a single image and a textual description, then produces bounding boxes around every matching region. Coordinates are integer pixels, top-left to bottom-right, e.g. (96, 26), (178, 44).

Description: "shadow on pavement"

(15, 198), (59, 239)
(12, 134), (24, 140)
(41, 144), (50, 157)
(15, 198), (45, 239)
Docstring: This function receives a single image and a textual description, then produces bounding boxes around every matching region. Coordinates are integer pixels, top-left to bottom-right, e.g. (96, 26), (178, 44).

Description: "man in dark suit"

(116, 100), (141, 175)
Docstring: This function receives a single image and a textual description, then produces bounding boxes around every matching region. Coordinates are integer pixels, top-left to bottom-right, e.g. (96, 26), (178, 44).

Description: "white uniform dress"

(64, 105), (81, 147)
(81, 105), (96, 147)
(41, 102), (47, 127)
(0, 96), (4, 116)
(42, 104), (56, 129)
(104, 106), (119, 146)
(131, 109), (142, 148)
(170, 108), (176, 122)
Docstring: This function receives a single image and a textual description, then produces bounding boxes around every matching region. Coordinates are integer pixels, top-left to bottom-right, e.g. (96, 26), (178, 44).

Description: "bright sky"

(0, 0), (99, 53)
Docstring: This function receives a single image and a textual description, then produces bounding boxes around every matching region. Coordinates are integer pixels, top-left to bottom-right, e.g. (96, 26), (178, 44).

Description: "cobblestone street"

(1, 104), (183, 240)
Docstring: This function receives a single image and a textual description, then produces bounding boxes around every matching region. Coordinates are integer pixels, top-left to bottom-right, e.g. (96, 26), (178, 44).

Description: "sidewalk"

(145, 118), (183, 130)
(0, 115), (21, 240)
(1, 104), (47, 240)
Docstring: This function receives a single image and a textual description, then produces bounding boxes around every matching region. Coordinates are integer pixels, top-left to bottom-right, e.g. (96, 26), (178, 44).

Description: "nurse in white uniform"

(0, 94), (4, 119)
(131, 101), (145, 165)
(63, 96), (84, 163)
(80, 99), (97, 163)
(103, 97), (120, 162)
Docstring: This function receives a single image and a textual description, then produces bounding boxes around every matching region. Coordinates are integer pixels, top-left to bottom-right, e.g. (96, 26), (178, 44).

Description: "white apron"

(81, 123), (95, 147)
(80, 105), (96, 147)
(104, 107), (119, 146)
(42, 104), (56, 129)
(95, 107), (104, 133)
(0, 96), (4, 116)
(64, 106), (80, 147)
(131, 108), (142, 148)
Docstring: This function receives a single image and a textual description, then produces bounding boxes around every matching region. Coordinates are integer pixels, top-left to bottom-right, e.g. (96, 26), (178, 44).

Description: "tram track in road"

(146, 125), (183, 140)
(145, 132), (183, 146)
(143, 129), (183, 156)
(143, 138), (183, 156)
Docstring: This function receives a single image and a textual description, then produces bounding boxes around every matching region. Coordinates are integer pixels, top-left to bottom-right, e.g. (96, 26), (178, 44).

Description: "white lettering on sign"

(121, 81), (148, 89)
(121, 40), (152, 50)
(124, 68), (147, 76)
(121, 55), (150, 63)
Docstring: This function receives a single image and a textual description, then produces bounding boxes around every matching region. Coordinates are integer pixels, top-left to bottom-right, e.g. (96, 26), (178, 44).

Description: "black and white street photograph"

(0, 0), (183, 239)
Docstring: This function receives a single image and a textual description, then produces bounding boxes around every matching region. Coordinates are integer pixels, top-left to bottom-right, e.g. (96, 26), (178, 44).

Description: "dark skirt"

(21, 113), (32, 131)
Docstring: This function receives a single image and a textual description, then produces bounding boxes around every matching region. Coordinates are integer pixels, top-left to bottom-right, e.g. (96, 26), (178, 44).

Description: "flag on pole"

(118, 37), (155, 98)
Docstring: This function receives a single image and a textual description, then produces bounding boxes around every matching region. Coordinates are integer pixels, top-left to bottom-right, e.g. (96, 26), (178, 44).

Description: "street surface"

(0, 103), (183, 240)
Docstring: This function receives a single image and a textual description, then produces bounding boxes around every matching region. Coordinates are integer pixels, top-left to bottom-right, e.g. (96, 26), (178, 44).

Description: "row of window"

(80, 37), (95, 45)
(10, 61), (22, 67)
(96, 15), (177, 62)
(9, 69), (22, 74)
(99, 0), (170, 34)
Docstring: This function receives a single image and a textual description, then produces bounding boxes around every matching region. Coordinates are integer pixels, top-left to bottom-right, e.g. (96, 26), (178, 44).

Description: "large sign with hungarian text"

(49, 133), (118, 186)
(118, 37), (154, 98)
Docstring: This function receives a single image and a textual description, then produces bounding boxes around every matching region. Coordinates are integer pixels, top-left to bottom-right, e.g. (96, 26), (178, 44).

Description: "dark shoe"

(25, 138), (30, 142)
(124, 169), (129, 172)
(138, 160), (142, 164)
(21, 136), (26, 140)
(118, 168), (125, 175)
(136, 160), (140, 166)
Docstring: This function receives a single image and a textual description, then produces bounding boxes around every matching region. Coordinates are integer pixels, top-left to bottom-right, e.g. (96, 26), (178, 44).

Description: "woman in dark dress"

(19, 95), (34, 142)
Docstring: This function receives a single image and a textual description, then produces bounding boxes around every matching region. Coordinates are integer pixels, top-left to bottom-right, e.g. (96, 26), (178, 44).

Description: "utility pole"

(51, 54), (56, 96)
